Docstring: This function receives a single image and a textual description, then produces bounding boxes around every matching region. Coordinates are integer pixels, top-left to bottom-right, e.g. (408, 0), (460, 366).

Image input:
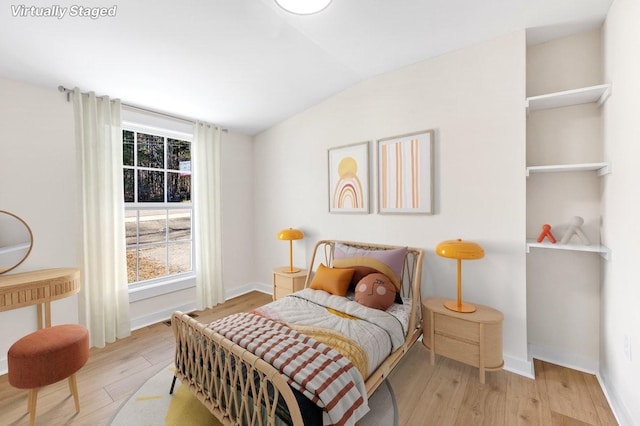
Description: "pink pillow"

(333, 243), (407, 291)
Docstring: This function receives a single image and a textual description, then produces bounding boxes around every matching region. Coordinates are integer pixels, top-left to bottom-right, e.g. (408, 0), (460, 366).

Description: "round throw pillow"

(354, 273), (396, 310)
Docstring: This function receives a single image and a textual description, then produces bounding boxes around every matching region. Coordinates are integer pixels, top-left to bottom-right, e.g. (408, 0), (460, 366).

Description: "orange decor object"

(536, 224), (557, 243)
(436, 238), (484, 313)
(277, 228), (304, 273)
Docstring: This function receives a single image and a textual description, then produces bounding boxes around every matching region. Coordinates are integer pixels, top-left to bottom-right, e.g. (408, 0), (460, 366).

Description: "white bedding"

(345, 292), (414, 334)
(253, 288), (407, 378)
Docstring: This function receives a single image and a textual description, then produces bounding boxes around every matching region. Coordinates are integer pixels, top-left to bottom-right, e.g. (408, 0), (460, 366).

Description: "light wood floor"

(0, 291), (618, 425)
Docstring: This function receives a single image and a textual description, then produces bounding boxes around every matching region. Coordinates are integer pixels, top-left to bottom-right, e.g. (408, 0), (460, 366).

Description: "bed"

(171, 240), (424, 425)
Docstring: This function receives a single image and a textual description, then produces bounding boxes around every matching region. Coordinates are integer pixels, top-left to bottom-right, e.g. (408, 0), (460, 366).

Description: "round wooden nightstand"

(422, 296), (503, 383)
(272, 267), (308, 300)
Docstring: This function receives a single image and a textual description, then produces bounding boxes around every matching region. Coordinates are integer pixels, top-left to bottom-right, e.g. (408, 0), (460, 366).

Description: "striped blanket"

(207, 312), (369, 426)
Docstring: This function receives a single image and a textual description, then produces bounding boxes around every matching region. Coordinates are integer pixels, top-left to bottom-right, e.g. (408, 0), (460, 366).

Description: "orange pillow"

(309, 264), (355, 296)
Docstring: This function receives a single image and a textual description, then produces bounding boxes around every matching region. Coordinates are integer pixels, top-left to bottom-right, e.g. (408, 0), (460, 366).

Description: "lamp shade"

(277, 228), (304, 241)
(277, 228), (304, 273)
(436, 239), (484, 260)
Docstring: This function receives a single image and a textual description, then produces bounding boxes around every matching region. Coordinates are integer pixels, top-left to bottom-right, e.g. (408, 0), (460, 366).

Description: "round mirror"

(0, 210), (34, 274)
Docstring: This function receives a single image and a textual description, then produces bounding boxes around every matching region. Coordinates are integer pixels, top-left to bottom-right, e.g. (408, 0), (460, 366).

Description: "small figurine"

(560, 216), (591, 245)
(537, 224), (557, 244)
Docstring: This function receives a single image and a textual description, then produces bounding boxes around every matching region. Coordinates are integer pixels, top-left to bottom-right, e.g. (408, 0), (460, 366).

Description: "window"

(123, 127), (193, 285)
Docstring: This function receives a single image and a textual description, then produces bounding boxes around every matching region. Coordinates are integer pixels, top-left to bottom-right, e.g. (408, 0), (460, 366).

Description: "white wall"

(0, 78), (256, 372)
(525, 30), (604, 373)
(0, 78), (79, 373)
(601, 0), (640, 423)
(253, 31), (531, 376)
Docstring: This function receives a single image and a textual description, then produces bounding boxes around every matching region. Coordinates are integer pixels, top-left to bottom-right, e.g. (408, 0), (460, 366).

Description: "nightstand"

(422, 296), (503, 383)
(272, 268), (308, 300)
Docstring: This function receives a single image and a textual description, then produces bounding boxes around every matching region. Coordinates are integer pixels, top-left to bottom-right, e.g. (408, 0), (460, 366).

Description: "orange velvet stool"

(8, 324), (89, 426)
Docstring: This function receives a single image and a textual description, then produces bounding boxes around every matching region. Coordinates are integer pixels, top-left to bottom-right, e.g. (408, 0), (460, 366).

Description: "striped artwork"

(378, 130), (433, 214)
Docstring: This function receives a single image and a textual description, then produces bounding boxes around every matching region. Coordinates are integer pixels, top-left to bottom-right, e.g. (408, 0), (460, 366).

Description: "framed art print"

(328, 141), (369, 213)
(377, 129), (434, 214)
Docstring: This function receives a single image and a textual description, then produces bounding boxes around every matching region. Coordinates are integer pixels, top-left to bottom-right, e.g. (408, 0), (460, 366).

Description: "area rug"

(109, 363), (398, 426)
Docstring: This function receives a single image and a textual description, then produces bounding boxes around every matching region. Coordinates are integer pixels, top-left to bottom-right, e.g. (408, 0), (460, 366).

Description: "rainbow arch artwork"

(333, 172), (364, 208)
(328, 142), (369, 213)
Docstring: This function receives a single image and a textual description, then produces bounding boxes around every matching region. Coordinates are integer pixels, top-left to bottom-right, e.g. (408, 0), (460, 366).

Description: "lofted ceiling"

(0, 0), (613, 135)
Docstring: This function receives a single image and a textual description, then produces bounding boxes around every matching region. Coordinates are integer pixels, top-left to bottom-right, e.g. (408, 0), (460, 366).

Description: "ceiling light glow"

(275, 0), (333, 15)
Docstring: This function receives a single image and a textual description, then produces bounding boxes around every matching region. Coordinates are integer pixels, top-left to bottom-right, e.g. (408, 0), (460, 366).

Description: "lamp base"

(444, 300), (477, 313)
(282, 268), (301, 274)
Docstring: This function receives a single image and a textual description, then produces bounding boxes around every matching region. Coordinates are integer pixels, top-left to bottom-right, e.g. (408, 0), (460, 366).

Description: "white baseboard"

(596, 370), (633, 426)
(254, 282), (273, 295)
(528, 344), (598, 374)
(130, 301), (198, 331)
(225, 282), (272, 299)
(503, 355), (535, 379)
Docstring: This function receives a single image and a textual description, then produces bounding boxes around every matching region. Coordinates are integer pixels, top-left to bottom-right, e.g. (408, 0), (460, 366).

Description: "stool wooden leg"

(28, 388), (38, 426)
(68, 374), (80, 412)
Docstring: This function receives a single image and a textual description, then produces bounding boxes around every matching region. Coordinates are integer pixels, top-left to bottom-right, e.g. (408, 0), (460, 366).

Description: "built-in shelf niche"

(525, 83), (612, 260)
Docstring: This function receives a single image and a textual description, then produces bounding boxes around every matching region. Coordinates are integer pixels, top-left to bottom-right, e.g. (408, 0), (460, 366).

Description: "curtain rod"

(58, 85), (227, 132)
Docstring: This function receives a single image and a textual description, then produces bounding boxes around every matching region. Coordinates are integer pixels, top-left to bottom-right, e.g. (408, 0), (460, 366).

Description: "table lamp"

(277, 228), (304, 273)
(436, 238), (484, 313)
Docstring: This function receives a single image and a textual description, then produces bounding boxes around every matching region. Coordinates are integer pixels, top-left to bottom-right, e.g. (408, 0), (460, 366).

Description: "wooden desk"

(0, 268), (81, 329)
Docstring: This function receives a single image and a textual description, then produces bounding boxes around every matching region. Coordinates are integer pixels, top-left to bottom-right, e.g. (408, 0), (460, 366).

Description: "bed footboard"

(171, 311), (303, 426)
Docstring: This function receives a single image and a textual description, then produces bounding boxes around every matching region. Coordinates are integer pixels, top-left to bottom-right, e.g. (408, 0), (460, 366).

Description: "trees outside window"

(123, 129), (193, 285)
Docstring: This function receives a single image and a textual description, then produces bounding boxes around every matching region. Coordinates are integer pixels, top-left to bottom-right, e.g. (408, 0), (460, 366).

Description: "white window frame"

(123, 121), (196, 300)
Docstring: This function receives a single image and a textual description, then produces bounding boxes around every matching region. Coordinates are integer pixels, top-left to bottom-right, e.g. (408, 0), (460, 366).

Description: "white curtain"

(73, 89), (130, 347)
(193, 122), (224, 309)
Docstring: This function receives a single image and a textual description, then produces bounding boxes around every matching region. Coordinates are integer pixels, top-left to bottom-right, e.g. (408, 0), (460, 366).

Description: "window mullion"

(134, 131), (139, 203)
(135, 209), (140, 282)
(134, 131), (139, 283)
(164, 136), (168, 204)
(164, 137), (169, 276)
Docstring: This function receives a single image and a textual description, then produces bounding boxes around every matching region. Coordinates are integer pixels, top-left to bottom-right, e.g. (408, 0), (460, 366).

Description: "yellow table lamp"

(277, 228), (304, 273)
(436, 238), (484, 313)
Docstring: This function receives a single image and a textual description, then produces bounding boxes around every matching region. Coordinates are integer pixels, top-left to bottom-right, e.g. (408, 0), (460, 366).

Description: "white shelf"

(526, 84), (611, 114)
(526, 162), (610, 177)
(526, 239), (611, 260)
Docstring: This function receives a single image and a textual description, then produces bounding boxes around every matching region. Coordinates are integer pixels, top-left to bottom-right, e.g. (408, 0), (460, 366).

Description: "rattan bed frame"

(171, 240), (424, 426)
